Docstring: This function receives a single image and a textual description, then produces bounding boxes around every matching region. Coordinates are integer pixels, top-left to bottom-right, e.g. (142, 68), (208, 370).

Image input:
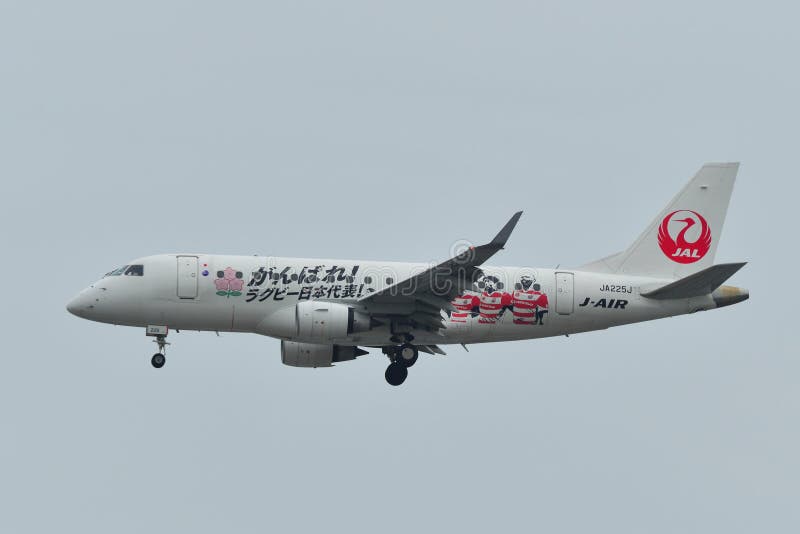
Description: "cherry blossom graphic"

(215, 267), (244, 297)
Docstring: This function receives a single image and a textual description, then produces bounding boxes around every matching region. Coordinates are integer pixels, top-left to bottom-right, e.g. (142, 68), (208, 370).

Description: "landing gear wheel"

(151, 353), (166, 369)
(385, 362), (408, 386)
(150, 333), (170, 368)
(397, 343), (419, 367)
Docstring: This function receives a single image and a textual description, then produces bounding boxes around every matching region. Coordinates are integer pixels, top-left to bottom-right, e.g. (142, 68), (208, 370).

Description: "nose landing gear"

(150, 333), (169, 369)
(383, 343), (420, 386)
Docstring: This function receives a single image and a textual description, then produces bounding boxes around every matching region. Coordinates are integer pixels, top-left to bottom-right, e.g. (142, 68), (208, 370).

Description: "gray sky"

(1, 1), (797, 532)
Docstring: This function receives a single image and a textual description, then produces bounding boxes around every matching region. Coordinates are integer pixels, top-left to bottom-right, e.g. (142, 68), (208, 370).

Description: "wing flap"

(427, 344), (447, 355)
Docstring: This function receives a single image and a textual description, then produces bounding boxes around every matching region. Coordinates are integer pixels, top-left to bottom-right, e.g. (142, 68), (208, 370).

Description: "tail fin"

(582, 162), (739, 279)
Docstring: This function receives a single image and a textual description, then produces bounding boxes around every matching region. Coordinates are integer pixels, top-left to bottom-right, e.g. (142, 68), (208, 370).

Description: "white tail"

(582, 162), (740, 279)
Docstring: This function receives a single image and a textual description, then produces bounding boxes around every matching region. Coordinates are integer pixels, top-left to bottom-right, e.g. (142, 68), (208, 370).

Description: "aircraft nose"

(66, 290), (95, 318)
(66, 294), (83, 317)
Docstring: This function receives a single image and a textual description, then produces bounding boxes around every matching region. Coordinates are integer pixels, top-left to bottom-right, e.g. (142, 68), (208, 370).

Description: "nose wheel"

(383, 343), (420, 386)
(150, 334), (169, 369)
(151, 352), (166, 368)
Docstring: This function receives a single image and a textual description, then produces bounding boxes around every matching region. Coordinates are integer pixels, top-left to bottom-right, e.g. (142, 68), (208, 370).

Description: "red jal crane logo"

(657, 210), (712, 264)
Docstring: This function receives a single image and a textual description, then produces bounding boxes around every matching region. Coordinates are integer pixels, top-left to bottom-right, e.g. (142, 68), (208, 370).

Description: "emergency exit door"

(177, 256), (198, 299)
(555, 272), (574, 315)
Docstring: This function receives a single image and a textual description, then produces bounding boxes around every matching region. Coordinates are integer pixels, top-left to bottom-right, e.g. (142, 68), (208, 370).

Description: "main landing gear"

(384, 343), (419, 386)
(151, 334), (169, 369)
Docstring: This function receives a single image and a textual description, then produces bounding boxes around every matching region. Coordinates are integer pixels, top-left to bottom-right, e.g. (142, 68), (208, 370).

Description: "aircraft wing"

(356, 212), (522, 331)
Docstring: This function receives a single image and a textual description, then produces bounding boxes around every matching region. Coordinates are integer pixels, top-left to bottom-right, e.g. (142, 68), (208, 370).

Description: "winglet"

(490, 211), (523, 248)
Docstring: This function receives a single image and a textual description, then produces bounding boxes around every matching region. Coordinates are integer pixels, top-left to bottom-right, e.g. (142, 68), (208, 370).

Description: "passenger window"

(364, 276), (373, 284)
(124, 265), (144, 276)
(386, 277), (393, 285)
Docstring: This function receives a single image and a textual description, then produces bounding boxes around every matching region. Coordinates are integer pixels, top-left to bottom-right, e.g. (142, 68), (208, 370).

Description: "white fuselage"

(67, 253), (720, 347)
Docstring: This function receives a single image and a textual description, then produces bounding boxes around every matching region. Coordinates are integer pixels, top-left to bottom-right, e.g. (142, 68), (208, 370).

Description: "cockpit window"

(124, 265), (144, 276)
(104, 265), (129, 277)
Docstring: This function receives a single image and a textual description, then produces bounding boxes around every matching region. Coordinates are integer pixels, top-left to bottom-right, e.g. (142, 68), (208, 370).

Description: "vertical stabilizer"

(582, 163), (739, 279)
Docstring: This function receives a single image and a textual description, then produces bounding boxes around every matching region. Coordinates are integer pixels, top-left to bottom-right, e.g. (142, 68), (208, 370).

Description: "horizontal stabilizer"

(641, 262), (747, 300)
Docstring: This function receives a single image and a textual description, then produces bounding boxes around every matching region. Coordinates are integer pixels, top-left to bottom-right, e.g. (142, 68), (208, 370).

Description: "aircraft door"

(177, 256), (199, 299)
(555, 272), (574, 314)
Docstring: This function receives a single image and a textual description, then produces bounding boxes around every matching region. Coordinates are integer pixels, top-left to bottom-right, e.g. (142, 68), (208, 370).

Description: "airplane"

(67, 163), (749, 386)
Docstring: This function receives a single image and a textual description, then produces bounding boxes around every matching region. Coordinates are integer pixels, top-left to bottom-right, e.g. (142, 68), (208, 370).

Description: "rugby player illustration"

(511, 275), (549, 325)
(447, 274), (549, 326)
(476, 275), (512, 324)
(450, 291), (480, 323)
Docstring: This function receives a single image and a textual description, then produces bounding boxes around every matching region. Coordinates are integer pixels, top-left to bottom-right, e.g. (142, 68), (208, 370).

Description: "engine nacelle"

(259, 301), (372, 343)
(296, 300), (372, 342)
(281, 341), (368, 368)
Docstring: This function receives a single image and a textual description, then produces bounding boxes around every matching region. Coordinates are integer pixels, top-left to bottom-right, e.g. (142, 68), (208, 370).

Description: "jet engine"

(281, 341), (368, 368)
(258, 301), (373, 343)
(296, 300), (372, 341)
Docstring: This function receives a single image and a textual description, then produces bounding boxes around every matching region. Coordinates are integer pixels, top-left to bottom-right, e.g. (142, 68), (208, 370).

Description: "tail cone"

(712, 285), (749, 308)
